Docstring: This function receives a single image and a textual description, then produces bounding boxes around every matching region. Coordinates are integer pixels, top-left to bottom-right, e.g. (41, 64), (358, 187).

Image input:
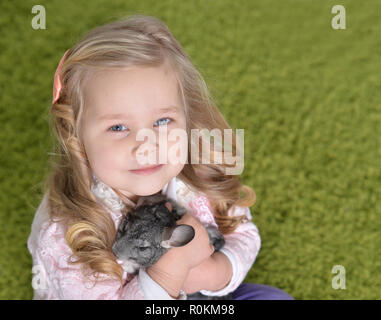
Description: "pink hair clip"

(52, 49), (70, 104)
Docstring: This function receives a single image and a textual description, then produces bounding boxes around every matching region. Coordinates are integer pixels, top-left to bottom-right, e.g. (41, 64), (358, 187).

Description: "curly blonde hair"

(45, 14), (256, 285)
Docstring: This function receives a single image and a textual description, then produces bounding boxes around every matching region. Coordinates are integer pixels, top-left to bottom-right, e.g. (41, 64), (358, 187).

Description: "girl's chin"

(134, 185), (165, 196)
(119, 182), (166, 198)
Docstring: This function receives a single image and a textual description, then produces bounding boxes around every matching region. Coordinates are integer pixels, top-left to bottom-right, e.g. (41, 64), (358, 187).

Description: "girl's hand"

(182, 251), (233, 294)
(170, 213), (215, 269)
(182, 255), (215, 294)
(146, 213), (215, 298)
(151, 213), (215, 272)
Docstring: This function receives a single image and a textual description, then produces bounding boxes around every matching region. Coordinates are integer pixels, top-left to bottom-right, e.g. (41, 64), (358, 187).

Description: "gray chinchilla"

(112, 194), (232, 300)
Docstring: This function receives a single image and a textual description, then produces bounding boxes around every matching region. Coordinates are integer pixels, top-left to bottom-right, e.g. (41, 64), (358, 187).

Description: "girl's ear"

(161, 224), (195, 248)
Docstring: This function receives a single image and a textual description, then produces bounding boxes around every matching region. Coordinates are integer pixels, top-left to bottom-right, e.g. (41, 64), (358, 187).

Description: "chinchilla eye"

(139, 246), (149, 251)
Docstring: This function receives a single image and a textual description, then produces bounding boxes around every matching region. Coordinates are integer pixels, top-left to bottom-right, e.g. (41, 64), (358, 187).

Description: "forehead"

(84, 64), (182, 119)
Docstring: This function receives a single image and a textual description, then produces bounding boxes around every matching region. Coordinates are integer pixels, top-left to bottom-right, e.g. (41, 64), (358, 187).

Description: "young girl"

(27, 14), (293, 300)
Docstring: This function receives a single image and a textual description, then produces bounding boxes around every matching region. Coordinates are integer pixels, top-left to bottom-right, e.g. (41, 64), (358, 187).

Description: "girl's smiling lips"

(129, 164), (164, 175)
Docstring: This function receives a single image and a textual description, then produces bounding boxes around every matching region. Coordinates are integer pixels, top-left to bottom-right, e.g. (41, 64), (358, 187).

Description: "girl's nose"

(131, 129), (159, 165)
(135, 143), (158, 165)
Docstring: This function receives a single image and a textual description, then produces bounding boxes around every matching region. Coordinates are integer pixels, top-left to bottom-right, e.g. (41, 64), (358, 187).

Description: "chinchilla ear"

(116, 215), (130, 239)
(136, 194), (167, 208)
(172, 202), (187, 216)
(161, 224), (195, 248)
(166, 200), (187, 219)
(163, 201), (172, 212)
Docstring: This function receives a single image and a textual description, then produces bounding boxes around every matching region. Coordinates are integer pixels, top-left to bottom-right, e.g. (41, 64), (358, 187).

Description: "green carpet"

(0, 0), (380, 299)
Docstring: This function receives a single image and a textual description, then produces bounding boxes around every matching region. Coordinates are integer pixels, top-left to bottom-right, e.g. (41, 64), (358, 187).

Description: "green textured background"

(0, 0), (380, 299)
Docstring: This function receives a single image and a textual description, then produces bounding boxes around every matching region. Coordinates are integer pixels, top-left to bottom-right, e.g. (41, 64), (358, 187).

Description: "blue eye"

(154, 118), (172, 127)
(109, 124), (129, 133)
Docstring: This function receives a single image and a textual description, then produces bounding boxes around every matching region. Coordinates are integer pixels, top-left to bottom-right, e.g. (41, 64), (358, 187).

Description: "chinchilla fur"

(112, 194), (232, 300)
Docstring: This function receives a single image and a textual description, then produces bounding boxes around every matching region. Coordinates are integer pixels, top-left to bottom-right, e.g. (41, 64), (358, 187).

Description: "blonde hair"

(45, 14), (256, 286)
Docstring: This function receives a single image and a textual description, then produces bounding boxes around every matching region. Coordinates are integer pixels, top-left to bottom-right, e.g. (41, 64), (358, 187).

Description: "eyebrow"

(98, 105), (180, 121)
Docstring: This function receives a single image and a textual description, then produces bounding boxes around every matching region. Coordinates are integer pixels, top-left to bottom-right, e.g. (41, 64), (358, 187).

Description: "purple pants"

(232, 283), (294, 300)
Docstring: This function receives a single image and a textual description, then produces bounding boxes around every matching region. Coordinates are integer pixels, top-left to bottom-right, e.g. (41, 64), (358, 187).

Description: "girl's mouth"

(129, 164), (164, 176)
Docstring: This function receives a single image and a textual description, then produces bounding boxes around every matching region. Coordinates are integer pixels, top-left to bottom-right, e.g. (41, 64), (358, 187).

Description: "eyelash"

(108, 117), (173, 133)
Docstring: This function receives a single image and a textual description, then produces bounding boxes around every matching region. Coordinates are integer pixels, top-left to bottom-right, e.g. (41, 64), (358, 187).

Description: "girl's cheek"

(92, 143), (122, 167)
(92, 151), (111, 170)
